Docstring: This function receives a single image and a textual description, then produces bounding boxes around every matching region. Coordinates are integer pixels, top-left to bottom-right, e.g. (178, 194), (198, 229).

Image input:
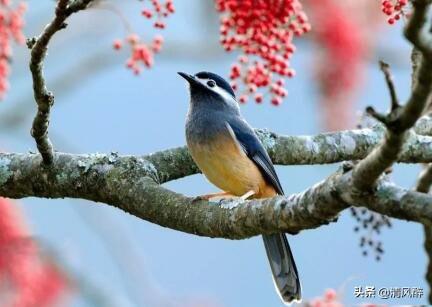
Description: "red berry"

(113, 39), (122, 50)
(271, 96), (282, 106)
(254, 93), (263, 103)
(239, 95), (248, 103)
(141, 9), (153, 18)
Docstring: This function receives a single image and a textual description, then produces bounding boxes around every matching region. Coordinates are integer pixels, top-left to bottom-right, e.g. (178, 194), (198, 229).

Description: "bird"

(179, 70), (301, 304)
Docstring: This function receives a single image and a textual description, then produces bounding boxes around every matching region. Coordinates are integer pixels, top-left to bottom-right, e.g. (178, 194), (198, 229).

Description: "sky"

(0, 1), (427, 306)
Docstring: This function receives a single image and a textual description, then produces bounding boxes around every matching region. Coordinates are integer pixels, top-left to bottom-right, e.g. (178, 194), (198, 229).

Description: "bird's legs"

(193, 191), (235, 201)
(240, 190), (255, 200)
(193, 190), (255, 202)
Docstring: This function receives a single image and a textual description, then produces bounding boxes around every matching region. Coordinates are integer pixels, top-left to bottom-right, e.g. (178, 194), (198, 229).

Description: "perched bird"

(179, 71), (301, 304)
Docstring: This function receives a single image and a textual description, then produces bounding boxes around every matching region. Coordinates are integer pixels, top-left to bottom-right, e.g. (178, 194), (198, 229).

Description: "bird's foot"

(240, 190), (255, 200)
(192, 192), (234, 203)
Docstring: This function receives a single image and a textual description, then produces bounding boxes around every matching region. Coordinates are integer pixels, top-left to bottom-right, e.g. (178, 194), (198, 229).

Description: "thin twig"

(379, 60), (399, 110)
(28, 0), (95, 164)
(365, 106), (389, 126)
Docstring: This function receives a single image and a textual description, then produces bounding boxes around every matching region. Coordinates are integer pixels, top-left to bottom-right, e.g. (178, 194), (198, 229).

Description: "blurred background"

(0, 1), (427, 306)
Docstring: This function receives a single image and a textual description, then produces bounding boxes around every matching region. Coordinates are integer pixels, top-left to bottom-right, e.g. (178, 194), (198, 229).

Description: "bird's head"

(178, 71), (239, 113)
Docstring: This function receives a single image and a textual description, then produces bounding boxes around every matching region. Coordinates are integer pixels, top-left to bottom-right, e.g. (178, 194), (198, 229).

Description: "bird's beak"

(178, 72), (200, 86)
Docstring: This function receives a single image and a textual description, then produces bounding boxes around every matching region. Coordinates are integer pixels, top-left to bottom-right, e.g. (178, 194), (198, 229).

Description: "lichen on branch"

(0, 152), (431, 239)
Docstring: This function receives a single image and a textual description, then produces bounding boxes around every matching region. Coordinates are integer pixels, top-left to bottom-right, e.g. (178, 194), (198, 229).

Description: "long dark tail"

(262, 233), (301, 304)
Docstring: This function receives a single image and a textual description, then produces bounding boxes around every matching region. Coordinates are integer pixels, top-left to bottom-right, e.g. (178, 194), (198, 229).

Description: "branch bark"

(353, 0), (432, 191)
(416, 165), (432, 303)
(355, 2), (432, 300)
(0, 152), (431, 239)
(258, 124), (432, 166)
(28, 0), (95, 164)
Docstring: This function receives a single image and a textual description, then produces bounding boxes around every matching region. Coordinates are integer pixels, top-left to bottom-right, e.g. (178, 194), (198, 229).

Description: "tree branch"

(379, 60), (400, 110)
(0, 152), (430, 239)
(409, 2), (432, 299)
(249, 127), (432, 165)
(355, 4), (432, 297)
(353, 0), (432, 191)
(28, 0), (95, 164)
(416, 164), (432, 303)
(415, 114), (432, 135)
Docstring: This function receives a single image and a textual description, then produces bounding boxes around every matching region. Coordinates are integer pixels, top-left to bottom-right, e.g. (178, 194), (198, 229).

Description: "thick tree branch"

(28, 0), (95, 164)
(250, 127), (432, 165)
(0, 152), (342, 237)
(353, 1), (432, 191)
(416, 164), (432, 303)
(0, 152), (430, 239)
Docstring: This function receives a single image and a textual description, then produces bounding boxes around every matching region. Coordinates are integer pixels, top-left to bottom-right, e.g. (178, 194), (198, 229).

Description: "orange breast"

(188, 133), (276, 198)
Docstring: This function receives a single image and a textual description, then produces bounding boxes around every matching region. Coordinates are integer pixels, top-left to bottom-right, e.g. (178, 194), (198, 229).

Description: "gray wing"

(226, 117), (284, 195)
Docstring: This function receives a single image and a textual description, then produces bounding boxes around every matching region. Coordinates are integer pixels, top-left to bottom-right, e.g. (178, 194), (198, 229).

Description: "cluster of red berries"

(113, 34), (163, 74)
(381, 0), (409, 24)
(0, 0), (26, 99)
(141, 0), (174, 29)
(113, 0), (174, 75)
(216, 0), (310, 106)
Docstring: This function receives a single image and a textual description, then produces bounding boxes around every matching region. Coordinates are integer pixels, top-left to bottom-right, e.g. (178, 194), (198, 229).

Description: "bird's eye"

(207, 80), (216, 88)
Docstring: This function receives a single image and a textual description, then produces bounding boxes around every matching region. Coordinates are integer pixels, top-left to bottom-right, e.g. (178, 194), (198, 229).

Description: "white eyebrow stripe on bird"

(225, 122), (247, 157)
(213, 85), (236, 102)
(198, 77), (237, 103)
